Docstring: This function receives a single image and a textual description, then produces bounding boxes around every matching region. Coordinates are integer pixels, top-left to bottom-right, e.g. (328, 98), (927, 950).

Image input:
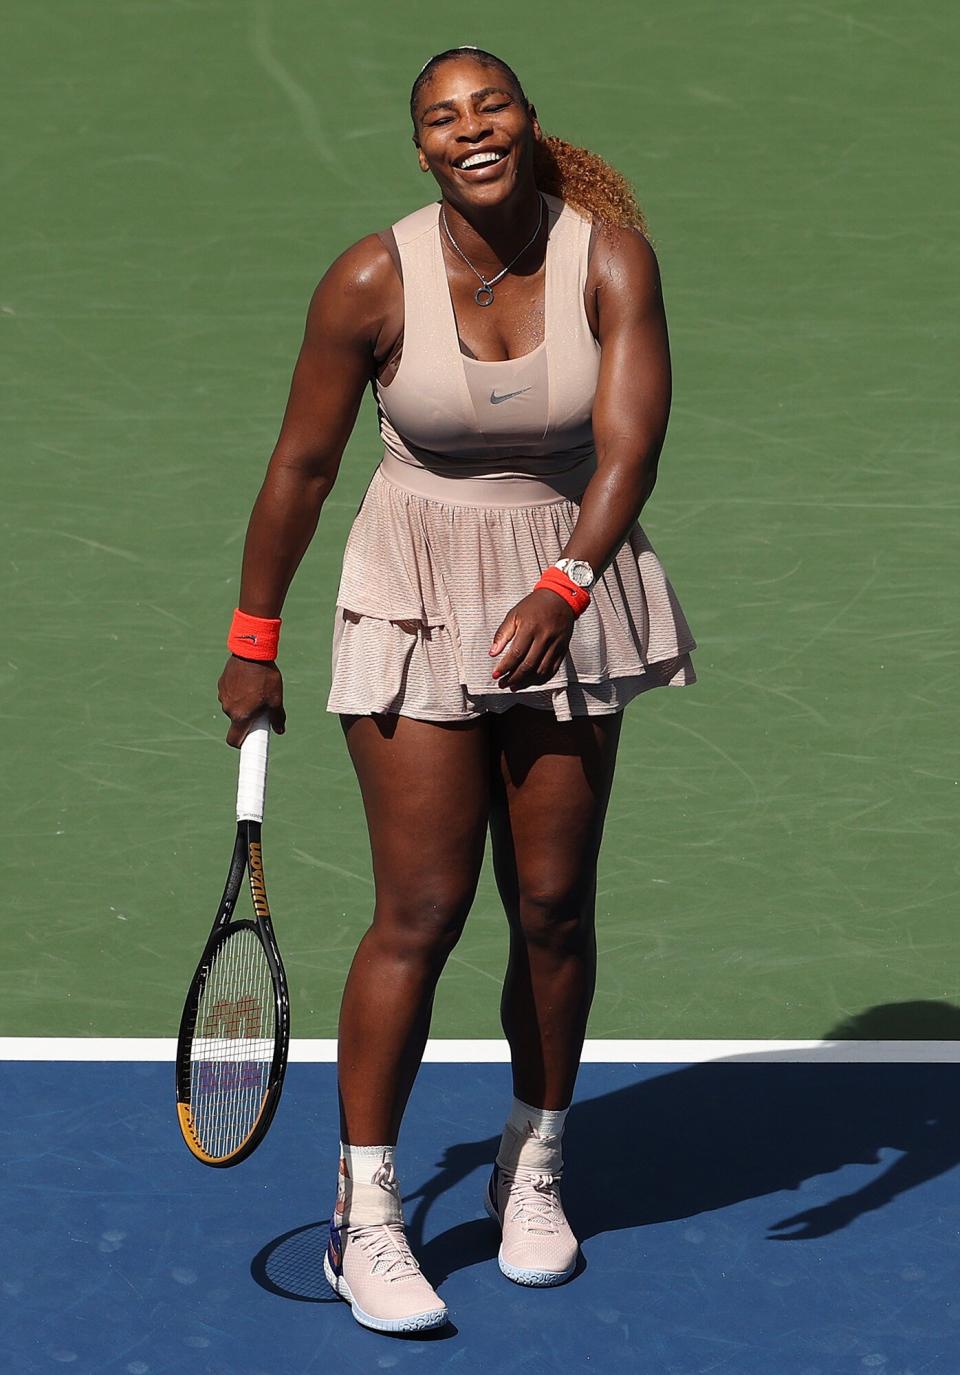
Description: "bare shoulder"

(304, 232), (400, 343)
(321, 232), (397, 297)
(589, 222), (662, 300)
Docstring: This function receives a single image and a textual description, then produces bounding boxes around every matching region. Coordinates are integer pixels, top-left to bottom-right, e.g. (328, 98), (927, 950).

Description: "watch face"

(564, 560), (594, 588)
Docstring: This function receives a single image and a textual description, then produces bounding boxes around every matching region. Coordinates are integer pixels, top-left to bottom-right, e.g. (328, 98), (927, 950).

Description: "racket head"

(175, 825), (290, 1167)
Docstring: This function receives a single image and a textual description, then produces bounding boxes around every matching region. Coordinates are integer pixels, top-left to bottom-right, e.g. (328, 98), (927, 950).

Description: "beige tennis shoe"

(323, 1153), (448, 1333)
(485, 1122), (579, 1286)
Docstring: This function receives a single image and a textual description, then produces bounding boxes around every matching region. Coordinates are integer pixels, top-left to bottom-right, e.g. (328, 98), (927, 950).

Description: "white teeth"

(459, 151), (504, 169)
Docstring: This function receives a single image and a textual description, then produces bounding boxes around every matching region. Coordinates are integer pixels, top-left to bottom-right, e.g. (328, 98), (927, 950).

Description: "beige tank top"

(377, 193), (600, 480)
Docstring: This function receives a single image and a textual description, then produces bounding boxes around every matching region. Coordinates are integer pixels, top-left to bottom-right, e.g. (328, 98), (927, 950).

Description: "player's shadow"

(249, 1001), (960, 1298)
(408, 1000), (960, 1284)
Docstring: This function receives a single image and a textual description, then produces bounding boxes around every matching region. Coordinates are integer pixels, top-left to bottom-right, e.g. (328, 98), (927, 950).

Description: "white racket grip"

(236, 714), (270, 822)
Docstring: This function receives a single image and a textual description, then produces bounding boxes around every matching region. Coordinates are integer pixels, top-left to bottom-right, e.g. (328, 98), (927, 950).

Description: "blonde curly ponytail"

(533, 134), (647, 233)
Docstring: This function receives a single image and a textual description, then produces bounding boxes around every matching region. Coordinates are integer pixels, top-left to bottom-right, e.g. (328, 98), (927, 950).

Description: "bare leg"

(337, 713), (492, 1145)
(489, 707), (623, 1110)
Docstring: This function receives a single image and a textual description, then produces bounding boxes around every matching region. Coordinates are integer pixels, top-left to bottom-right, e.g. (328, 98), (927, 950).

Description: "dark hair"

(410, 47), (527, 123)
(410, 48), (647, 233)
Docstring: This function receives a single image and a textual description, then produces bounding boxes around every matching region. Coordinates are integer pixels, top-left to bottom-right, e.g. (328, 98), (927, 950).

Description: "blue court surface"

(4, 1059), (960, 1374)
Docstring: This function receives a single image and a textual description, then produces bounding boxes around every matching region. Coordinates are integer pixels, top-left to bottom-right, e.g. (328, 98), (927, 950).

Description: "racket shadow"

(250, 1221), (337, 1303)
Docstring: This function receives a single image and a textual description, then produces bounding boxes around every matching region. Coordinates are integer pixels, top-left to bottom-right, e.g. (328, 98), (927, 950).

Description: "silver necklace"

(440, 196), (544, 307)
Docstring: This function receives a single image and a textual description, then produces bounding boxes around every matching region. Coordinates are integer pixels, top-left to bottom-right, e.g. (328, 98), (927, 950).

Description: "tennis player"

(218, 47), (696, 1333)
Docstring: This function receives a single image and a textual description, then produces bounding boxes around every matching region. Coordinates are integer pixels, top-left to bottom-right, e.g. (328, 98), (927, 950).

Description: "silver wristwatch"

(553, 558), (595, 590)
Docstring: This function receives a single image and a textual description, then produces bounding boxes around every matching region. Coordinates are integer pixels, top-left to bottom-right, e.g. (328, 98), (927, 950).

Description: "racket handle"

(236, 713), (270, 822)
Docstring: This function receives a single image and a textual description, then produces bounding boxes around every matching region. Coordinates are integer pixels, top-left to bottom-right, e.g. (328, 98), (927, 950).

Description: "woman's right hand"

(217, 656), (287, 748)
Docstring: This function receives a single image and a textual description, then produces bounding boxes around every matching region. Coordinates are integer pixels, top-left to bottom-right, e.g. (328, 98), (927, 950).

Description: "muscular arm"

(237, 236), (396, 616)
(218, 235), (398, 743)
(562, 226), (672, 574)
(489, 228), (671, 689)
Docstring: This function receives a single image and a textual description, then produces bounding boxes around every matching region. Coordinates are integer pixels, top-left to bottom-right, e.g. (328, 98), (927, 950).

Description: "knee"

(370, 886), (473, 967)
(516, 877), (594, 954)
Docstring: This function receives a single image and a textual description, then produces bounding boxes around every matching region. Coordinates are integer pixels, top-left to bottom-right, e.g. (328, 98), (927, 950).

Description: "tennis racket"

(175, 714), (290, 1166)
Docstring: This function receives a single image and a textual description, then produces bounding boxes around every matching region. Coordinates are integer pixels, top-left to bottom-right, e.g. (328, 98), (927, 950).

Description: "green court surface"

(2, 2), (956, 1040)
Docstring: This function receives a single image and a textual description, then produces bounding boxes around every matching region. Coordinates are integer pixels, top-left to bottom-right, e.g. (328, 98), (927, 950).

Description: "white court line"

(1, 1038), (959, 1063)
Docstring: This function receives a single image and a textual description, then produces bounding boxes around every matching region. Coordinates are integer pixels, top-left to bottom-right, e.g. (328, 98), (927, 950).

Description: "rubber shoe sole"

(484, 1176), (577, 1287)
(322, 1251), (448, 1333)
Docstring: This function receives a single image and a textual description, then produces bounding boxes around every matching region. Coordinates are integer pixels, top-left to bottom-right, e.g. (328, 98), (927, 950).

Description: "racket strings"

(189, 926), (276, 1159)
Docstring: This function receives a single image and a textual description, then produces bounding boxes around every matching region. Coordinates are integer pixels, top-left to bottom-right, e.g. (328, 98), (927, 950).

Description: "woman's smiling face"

(412, 57), (542, 210)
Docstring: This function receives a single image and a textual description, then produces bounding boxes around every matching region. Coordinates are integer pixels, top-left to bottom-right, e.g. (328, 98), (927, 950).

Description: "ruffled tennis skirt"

(326, 453), (696, 723)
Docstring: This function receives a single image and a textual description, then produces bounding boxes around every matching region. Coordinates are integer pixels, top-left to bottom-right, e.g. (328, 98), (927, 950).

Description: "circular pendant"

(475, 284), (495, 307)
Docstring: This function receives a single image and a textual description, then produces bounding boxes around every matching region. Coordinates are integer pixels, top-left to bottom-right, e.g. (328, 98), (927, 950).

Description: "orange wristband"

(534, 568), (591, 618)
(227, 608), (282, 661)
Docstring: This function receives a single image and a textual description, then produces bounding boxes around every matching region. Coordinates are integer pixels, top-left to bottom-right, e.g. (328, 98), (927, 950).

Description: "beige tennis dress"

(326, 194), (696, 722)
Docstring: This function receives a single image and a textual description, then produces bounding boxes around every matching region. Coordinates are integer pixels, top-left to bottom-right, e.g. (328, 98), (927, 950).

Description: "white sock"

(336, 1143), (401, 1227)
(507, 1097), (569, 1140)
(339, 1141), (395, 1182)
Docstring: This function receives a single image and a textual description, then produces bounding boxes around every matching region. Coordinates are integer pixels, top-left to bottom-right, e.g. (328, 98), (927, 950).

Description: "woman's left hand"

(489, 589), (575, 690)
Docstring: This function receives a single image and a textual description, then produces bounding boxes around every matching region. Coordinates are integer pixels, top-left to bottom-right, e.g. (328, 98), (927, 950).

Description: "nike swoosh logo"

(490, 388), (531, 404)
(236, 633), (258, 643)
